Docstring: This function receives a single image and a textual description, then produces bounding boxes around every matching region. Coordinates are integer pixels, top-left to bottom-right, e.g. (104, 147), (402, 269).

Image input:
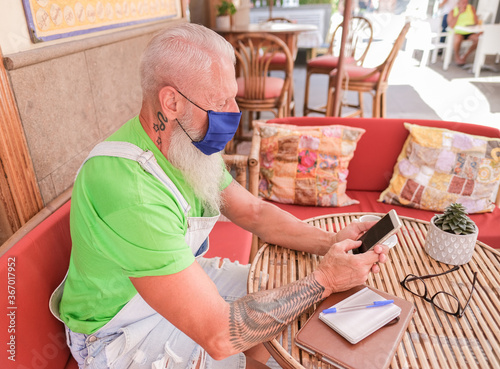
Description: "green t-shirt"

(59, 116), (233, 334)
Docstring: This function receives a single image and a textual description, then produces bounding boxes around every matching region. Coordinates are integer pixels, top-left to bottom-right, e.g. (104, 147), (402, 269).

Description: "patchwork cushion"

(379, 123), (500, 213)
(256, 122), (365, 206)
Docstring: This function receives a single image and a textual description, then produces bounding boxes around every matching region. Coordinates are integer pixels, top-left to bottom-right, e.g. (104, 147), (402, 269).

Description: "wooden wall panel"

(0, 47), (43, 243)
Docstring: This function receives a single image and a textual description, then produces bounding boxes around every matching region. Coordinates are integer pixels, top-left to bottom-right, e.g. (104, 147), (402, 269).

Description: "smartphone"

(353, 210), (402, 254)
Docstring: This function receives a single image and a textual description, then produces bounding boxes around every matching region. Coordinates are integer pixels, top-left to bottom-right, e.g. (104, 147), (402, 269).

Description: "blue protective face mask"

(175, 90), (242, 156)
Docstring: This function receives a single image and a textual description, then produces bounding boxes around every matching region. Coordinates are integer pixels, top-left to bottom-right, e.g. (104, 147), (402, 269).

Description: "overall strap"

(78, 141), (191, 214)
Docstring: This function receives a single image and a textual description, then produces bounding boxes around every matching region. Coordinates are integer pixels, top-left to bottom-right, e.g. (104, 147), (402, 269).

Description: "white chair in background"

(443, 27), (455, 70)
(472, 24), (500, 77)
(476, 11), (493, 25)
(406, 18), (448, 67)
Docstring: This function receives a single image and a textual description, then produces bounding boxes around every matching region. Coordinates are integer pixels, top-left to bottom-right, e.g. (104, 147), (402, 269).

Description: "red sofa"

(250, 117), (500, 251)
(0, 165), (252, 369)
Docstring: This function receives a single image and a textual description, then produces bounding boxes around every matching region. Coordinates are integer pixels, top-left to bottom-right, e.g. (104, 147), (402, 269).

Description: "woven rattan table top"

(248, 213), (500, 369)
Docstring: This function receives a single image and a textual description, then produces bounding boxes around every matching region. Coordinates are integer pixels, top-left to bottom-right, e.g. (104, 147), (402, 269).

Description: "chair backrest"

(264, 17), (294, 24)
(476, 11), (493, 24)
(329, 16), (373, 65)
(406, 19), (434, 49)
(231, 32), (293, 102)
(324, 12), (343, 45)
(0, 195), (73, 369)
(479, 24), (500, 55)
(377, 22), (411, 84)
(262, 17), (298, 63)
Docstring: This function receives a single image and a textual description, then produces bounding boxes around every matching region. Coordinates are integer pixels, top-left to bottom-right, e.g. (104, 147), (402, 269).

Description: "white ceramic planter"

(215, 15), (231, 29)
(424, 216), (478, 265)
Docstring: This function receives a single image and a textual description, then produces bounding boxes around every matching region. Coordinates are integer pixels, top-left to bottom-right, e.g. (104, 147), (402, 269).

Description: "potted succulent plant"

(424, 203), (478, 265)
(216, 0), (237, 29)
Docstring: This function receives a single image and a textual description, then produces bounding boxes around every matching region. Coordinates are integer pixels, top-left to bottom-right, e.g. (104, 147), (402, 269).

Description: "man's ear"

(158, 86), (180, 117)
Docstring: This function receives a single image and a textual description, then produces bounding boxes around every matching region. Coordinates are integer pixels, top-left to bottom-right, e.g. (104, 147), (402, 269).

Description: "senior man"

(51, 23), (388, 369)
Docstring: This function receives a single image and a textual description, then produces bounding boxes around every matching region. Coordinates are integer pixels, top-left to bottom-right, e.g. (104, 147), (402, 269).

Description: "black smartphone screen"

(354, 213), (395, 254)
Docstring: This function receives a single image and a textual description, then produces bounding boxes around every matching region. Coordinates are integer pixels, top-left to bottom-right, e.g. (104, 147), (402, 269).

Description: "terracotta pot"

(424, 216), (478, 265)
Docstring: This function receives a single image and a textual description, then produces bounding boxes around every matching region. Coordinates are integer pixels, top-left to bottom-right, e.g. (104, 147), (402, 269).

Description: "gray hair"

(140, 23), (236, 100)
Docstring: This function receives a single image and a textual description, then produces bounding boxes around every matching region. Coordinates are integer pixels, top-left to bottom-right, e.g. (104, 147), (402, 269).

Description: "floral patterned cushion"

(379, 123), (500, 213)
(256, 122), (366, 206)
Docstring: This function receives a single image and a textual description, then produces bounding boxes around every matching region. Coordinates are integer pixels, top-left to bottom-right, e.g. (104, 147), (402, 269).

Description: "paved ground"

(243, 45), (500, 126)
(294, 46), (500, 128)
(236, 46), (500, 156)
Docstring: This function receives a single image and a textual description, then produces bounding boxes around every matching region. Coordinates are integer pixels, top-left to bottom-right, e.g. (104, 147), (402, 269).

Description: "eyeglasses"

(400, 266), (477, 318)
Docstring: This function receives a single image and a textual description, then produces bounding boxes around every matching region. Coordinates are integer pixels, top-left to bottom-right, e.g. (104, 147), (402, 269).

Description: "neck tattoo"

(155, 112), (168, 147)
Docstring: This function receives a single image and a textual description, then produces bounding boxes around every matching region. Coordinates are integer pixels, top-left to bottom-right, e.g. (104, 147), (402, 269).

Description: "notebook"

(319, 286), (401, 344)
(295, 285), (415, 369)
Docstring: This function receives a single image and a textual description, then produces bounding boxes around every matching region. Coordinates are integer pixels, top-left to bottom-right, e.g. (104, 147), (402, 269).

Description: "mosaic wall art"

(22, 0), (181, 42)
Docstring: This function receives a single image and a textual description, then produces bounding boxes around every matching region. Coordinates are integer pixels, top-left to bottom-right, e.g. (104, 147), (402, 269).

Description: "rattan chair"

(230, 33), (294, 150)
(325, 22), (410, 118)
(303, 16), (373, 116)
(260, 17), (297, 116)
(261, 17), (296, 71)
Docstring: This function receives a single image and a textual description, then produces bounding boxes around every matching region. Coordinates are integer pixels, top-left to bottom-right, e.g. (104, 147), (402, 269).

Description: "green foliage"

(433, 203), (476, 235)
(217, 0), (237, 16)
(299, 0), (332, 4)
(298, 0), (339, 12)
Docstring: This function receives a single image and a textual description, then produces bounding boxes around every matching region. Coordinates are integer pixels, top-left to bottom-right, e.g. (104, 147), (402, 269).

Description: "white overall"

(49, 142), (248, 369)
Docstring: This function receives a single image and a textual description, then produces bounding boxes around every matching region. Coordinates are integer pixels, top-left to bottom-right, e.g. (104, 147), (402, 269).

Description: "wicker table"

(215, 23), (318, 61)
(248, 213), (500, 369)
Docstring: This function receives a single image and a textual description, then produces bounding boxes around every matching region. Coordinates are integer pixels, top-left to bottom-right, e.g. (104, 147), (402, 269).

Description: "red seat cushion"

(236, 76), (284, 99)
(330, 65), (379, 82)
(65, 356), (79, 369)
(206, 222), (252, 264)
(0, 201), (73, 369)
(307, 55), (356, 69)
(261, 52), (287, 66)
(266, 190), (500, 249)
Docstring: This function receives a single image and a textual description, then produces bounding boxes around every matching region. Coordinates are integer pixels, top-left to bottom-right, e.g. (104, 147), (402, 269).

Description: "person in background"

(51, 23), (389, 369)
(438, 0), (456, 44)
(447, 0), (481, 66)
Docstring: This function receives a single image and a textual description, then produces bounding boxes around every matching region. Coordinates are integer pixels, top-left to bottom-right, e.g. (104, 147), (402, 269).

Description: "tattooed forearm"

(229, 274), (325, 351)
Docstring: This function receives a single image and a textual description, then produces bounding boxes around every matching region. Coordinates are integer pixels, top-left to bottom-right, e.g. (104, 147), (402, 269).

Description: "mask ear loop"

(175, 90), (207, 143)
(175, 119), (200, 143)
(176, 89), (208, 113)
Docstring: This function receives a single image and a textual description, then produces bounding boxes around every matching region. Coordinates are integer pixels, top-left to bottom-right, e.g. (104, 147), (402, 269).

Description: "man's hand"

(313, 239), (389, 295)
(334, 220), (378, 244)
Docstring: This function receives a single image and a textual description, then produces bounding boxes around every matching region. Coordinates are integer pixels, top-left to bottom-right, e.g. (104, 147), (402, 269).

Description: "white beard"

(167, 121), (225, 215)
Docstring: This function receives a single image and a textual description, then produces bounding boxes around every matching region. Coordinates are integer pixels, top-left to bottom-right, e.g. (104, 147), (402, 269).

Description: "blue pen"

(322, 300), (394, 314)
